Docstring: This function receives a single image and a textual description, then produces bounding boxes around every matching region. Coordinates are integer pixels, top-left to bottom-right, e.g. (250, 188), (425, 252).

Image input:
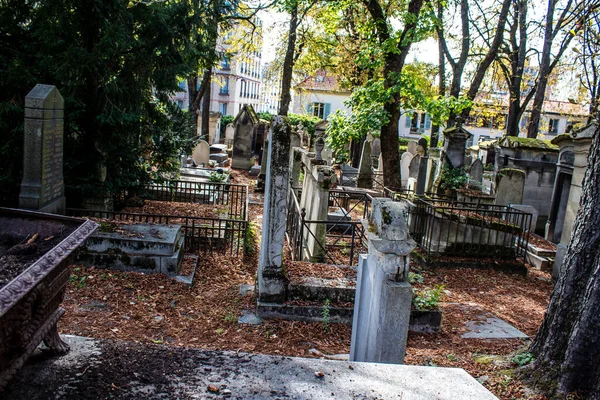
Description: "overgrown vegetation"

(438, 165), (469, 192)
(412, 284), (445, 311)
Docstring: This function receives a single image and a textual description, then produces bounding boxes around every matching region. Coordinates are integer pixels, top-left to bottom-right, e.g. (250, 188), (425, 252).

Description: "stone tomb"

(78, 224), (185, 277)
(19, 84), (66, 214)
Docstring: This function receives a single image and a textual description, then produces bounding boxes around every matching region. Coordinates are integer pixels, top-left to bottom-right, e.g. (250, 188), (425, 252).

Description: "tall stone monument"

(257, 117), (291, 305)
(357, 140), (373, 189)
(19, 84), (66, 214)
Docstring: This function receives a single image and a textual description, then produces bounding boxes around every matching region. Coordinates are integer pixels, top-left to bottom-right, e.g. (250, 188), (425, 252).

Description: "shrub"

(412, 284), (445, 311)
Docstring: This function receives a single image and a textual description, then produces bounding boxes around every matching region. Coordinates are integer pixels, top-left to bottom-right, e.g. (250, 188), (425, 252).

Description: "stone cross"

(19, 84), (66, 214)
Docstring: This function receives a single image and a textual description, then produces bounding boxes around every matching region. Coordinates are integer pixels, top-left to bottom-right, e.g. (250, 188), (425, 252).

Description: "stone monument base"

(19, 195), (66, 215)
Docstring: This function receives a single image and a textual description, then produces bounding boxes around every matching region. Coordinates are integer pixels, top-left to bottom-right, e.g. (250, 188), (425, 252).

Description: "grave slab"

(462, 317), (528, 339)
(4, 335), (498, 400)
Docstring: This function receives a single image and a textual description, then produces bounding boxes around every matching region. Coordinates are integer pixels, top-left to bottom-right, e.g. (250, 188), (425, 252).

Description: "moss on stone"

(502, 136), (559, 151)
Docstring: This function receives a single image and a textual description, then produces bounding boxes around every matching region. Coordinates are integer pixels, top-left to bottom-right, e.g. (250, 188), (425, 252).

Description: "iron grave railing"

(286, 189), (367, 266)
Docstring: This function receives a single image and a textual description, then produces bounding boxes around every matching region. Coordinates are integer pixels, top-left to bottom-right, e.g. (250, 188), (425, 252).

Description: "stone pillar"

(19, 84), (66, 214)
(300, 151), (336, 262)
(357, 140), (373, 189)
(257, 117), (291, 304)
(350, 198), (416, 364)
(416, 156), (429, 196)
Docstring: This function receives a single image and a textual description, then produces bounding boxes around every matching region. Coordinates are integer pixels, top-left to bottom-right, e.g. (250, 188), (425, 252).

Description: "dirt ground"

(59, 168), (554, 399)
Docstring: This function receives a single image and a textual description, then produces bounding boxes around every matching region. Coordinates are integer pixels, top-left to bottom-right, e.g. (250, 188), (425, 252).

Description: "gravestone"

(257, 117), (291, 304)
(495, 168), (525, 206)
(357, 140), (373, 188)
(232, 105), (259, 170)
(469, 159), (484, 183)
(192, 140), (210, 165)
(442, 124), (472, 169)
(407, 141), (417, 156)
(509, 204), (538, 233)
(19, 84), (66, 214)
(371, 138), (381, 160)
(401, 152), (413, 186)
(350, 198), (416, 364)
(225, 123), (235, 146)
(408, 155), (421, 179)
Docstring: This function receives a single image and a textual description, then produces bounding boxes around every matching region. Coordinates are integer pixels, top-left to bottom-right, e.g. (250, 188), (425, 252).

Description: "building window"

(220, 102), (227, 116)
(219, 77), (229, 95)
(221, 56), (230, 70)
(177, 100), (184, 109)
(310, 102), (331, 119)
(178, 80), (186, 90)
(548, 118), (560, 134)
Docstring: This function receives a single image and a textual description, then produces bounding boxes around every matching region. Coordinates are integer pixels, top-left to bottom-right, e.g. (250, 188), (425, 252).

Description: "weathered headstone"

(19, 84), (66, 214)
(407, 141), (417, 156)
(371, 138), (381, 160)
(408, 155), (421, 179)
(470, 159), (484, 183)
(232, 105), (259, 170)
(257, 117), (291, 304)
(509, 204), (538, 233)
(350, 198), (416, 364)
(495, 168), (525, 206)
(401, 152), (413, 186)
(357, 140), (373, 188)
(192, 140), (210, 165)
(225, 123), (235, 146)
(442, 124), (472, 169)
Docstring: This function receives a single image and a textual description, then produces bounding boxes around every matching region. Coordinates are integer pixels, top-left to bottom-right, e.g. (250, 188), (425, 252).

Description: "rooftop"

(295, 71), (350, 93)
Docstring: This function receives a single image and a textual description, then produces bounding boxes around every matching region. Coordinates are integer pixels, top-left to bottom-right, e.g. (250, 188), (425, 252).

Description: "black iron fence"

(135, 180), (248, 220)
(338, 170), (385, 191)
(67, 209), (247, 257)
(286, 189), (367, 266)
(402, 199), (531, 259)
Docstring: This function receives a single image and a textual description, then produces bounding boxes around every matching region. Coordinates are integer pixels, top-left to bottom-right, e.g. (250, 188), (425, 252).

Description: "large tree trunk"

(278, 4), (298, 116)
(529, 121), (600, 397)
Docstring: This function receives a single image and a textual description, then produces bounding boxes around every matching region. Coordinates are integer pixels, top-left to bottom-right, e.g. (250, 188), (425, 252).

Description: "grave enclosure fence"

(284, 185), (532, 266)
(285, 188), (368, 266)
(68, 180), (248, 257)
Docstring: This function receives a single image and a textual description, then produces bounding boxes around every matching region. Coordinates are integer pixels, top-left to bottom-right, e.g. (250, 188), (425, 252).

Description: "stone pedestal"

(350, 198), (416, 364)
(257, 117), (291, 304)
(19, 84), (66, 214)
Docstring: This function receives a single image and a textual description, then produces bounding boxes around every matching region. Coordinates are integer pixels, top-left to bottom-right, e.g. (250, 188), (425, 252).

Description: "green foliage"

(322, 298), (331, 333)
(512, 352), (535, 367)
(412, 284), (445, 311)
(244, 222), (258, 258)
(438, 165), (469, 192)
(257, 112), (273, 121)
(0, 0), (217, 206)
(408, 272), (424, 284)
(286, 113), (321, 136)
(209, 172), (228, 183)
(220, 115), (235, 136)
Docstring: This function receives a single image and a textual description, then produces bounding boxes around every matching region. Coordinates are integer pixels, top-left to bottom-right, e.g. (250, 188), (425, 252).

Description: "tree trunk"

(459, 0), (512, 121)
(529, 121), (600, 397)
(526, 0), (556, 138)
(201, 68), (211, 139)
(278, 4), (298, 116)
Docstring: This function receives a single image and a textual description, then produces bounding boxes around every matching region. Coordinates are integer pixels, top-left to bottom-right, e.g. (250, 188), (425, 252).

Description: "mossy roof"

(501, 136), (559, 151)
(478, 139), (497, 149)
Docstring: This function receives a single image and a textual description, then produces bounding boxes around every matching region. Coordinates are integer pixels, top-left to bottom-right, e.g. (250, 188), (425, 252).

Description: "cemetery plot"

(69, 181), (249, 258)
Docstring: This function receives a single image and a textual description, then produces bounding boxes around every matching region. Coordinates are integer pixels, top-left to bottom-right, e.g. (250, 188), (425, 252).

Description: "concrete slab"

(462, 317), (528, 339)
(3, 335), (497, 400)
(86, 224), (182, 256)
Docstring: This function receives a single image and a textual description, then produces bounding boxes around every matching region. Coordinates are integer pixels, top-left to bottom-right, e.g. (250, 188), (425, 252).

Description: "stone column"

(257, 117), (290, 303)
(357, 140), (373, 189)
(299, 151), (336, 262)
(19, 84), (66, 214)
(350, 198), (416, 364)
